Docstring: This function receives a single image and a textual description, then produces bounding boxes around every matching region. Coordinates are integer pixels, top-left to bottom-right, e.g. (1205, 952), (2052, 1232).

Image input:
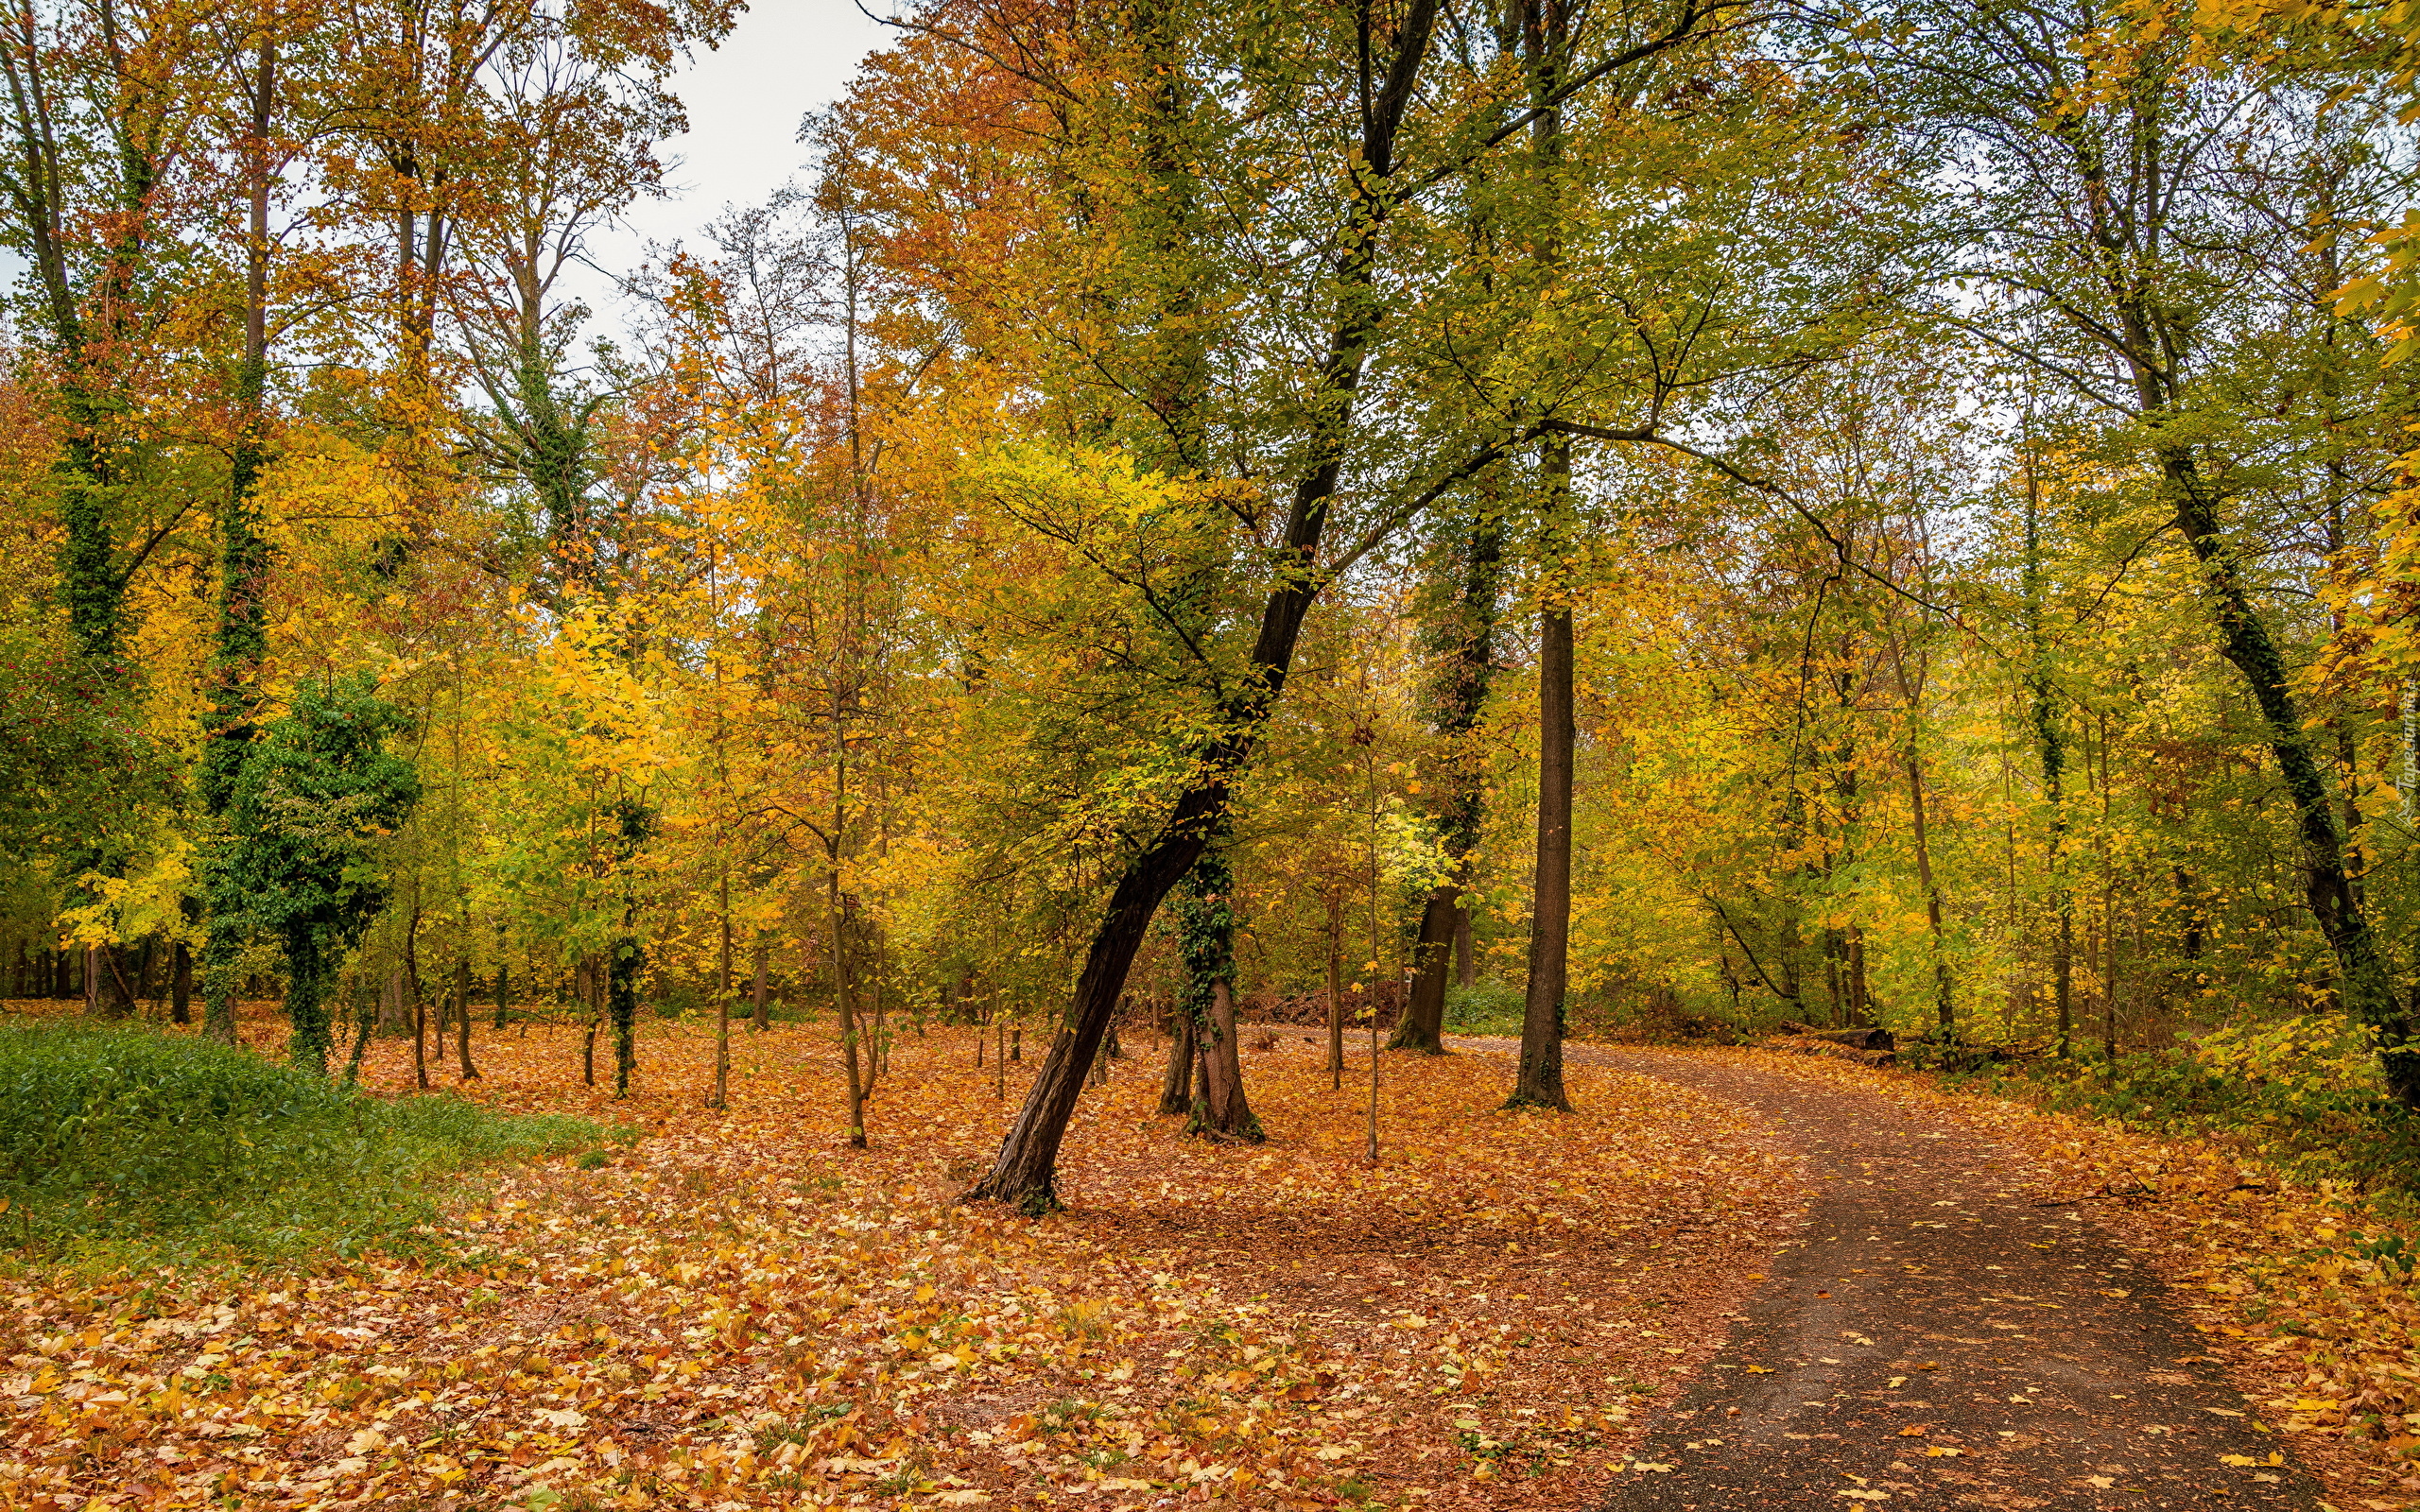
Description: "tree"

(220, 676), (420, 1076)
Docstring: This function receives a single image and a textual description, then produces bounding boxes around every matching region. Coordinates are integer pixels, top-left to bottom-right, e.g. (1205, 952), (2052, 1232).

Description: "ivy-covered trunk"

(1176, 844), (1260, 1142)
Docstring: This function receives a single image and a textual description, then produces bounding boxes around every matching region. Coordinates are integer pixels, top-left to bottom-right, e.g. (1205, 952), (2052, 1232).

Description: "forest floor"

(4, 1006), (2418, 1512)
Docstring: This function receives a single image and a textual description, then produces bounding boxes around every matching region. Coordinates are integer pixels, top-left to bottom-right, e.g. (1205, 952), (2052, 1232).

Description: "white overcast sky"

(565, 0), (892, 335)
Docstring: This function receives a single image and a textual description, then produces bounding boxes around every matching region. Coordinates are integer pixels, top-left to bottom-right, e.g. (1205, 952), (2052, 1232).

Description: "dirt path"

(1452, 1040), (2321, 1510)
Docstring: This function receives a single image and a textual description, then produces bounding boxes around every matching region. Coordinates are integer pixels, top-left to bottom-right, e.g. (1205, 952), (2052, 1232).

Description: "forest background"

(3, 0), (2420, 1205)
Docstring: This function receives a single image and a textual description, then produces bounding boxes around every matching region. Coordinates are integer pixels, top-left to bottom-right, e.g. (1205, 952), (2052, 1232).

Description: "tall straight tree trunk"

(1512, 584), (1575, 1111)
(405, 910), (427, 1090)
(454, 956), (478, 1079)
(1326, 889), (1346, 1086)
(751, 933), (769, 1030)
(1891, 640), (1956, 1040)
(1508, 0), (1577, 1112)
(1395, 508), (1501, 1053)
(2022, 450), (2074, 1055)
(200, 44), (279, 1049)
(831, 870), (868, 1147)
(713, 871), (732, 1108)
(1905, 739), (1955, 1039)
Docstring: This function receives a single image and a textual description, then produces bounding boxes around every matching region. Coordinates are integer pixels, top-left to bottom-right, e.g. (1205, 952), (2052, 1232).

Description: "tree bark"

(1393, 888), (1456, 1053)
(1192, 978), (1259, 1138)
(454, 956), (478, 1080)
(1326, 890), (1345, 1087)
(1159, 1004), (1196, 1114)
(832, 878), (868, 1147)
(1512, 591), (1575, 1111)
(1395, 505), (1500, 1053)
(1175, 841), (1260, 1139)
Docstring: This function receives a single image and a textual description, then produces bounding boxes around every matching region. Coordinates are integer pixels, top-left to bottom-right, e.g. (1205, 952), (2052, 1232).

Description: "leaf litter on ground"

(0, 1009), (1804, 1511)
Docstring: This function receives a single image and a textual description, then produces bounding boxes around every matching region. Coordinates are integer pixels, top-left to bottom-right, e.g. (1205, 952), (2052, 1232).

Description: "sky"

(565, 0), (892, 334)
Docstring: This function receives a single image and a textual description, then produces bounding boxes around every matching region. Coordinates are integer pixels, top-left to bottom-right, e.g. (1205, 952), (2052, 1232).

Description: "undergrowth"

(1443, 978), (1528, 1036)
(1941, 1012), (2420, 1218)
(0, 1019), (617, 1266)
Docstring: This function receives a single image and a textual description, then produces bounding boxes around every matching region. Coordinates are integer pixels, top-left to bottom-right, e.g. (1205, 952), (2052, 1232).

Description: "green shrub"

(0, 1020), (606, 1265)
(1952, 1013), (2420, 1214)
(1443, 979), (1528, 1036)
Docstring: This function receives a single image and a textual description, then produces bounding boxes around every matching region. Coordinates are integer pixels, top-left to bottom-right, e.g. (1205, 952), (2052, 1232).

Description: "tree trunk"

(454, 956), (479, 1079)
(580, 956), (599, 1087)
(1511, 593), (1575, 1112)
(1173, 841), (1260, 1140)
(751, 932), (769, 1030)
(1326, 892), (1345, 1088)
(1158, 1005), (1195, 1115)
(2023, 452), (2074, 1056)
(831, 877), (868, 1147)
(608, 933), (639, 1098)
(1392, 886), (1455, 1054)
(713, 873), (732, 1109)
(407, 918), (428, 1091)
(1400, 497), (1501, 1051)
(1192, 978), (1259, 1140)
(1905, 739), (1956, 1040)
(1455, 904), (1476, 988)
(170, 941), (192, 1024)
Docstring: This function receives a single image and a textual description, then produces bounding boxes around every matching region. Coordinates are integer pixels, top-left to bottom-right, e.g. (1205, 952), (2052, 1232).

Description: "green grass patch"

(1443, 979), (1528, 1037)
(0, 1019), (614, 1267)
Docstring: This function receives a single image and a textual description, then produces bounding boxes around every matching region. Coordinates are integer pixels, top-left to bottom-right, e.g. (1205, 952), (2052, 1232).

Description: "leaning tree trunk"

(2165, 447), (2419, 1103)
(964, 0), (1456, 1212)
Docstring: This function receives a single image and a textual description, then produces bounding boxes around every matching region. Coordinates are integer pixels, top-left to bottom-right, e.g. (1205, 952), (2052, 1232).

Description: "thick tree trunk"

(1399, 500), (1500, 1051)
(1174, 843), (1260, 1139)
(1512, 594), (1575, 1111)
(1392, 886), (1455, 1053)
(1193, 978), (1260, 1139)
(1455, 904), (1476, 988)
(170, 941), (192, 1024)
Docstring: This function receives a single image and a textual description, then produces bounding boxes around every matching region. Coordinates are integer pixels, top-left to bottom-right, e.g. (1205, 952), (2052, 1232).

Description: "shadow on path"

(1451, 1040), (2321, 1511)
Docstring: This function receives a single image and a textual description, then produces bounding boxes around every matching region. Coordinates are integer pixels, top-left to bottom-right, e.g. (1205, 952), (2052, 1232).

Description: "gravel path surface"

(1452, 1040), (2322, 1510)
